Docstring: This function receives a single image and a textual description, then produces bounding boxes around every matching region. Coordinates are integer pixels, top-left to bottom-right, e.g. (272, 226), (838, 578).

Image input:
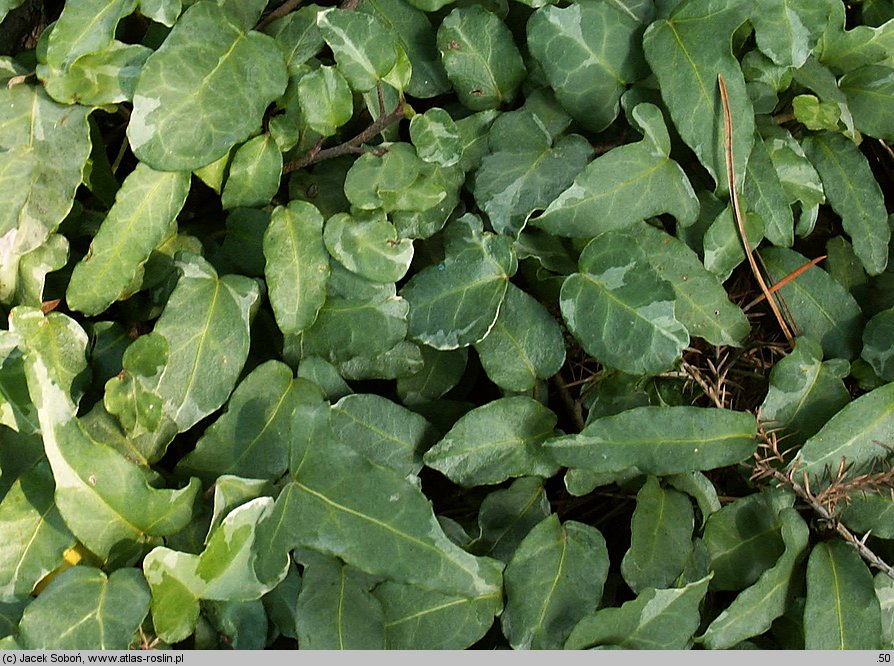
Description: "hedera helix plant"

(0, 0), (893, 651)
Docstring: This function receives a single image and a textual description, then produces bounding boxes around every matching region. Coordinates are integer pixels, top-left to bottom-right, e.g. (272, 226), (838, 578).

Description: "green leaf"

(423, 396), (559, 486)
(700, 508), (809, 649)
(820, 0), (894, 73)
(840, 493), (894, 539)
(317, 8), (400, 92)
(128, 1), (288, 170)
(140, 0), (181, 26)
(759, 336), (851, 448)
(67, 163), (190, 316)
(396, 347), (467, 406)
(527, 1), (650, 132)
(0, 86), (91, 303)
(794, 94), (844, 132)
(750, 0), (831, 68)
(762, 124), (825, 226)
(40, 42), (152, 106)
(546, 406), (758, 477)
(204, 599), (267, 650)
(0, 335), (40, 434)
(744, 133), (794, 248)
(473, 283), (565, 392)
(324, 211), (414, 284)
(259, 421), (504, 599)
(436, 5), (526, 110)
(702, 205), (764, 281)
(788, 381), (894, 488)
(410, 107), (462, 167)
(565, 575), (712, 649)
(206, 476), (273, 541)
(0, 462), (75, 601)
(468, 477), (551, 563)
(621, 476), (694, 594)
(559, 231), (688, 375)
(376, 580), (498, 649)
(643, 0), (752, 193)
(295, 551), (384, 649)
(877, 573), (894, 649)
(804, 541), (882, 649)
(264, 200), (329, 336)
(19, 567), (149, 650)
(221, 134), (283, 210)
(359, 0), (450, 98)
(43, 0), (136, 70)
(534, 103), (697, 237)
(177, 361), (319, 484)
(330, 393), (434, 476)
(840, 65), (894, 140)
(262, 563), (301, 641)
(263, 5), (323, 74)
(296, 66), (353, 138)
(472, 110), (593, 238)
(703, 490), (789, 591)
(759, 247), (864, 360)
(802, 132), (889, 275)
(502, 515), (609, 649)
(634, 224), (750, 346)
(401, 215), (515, 350)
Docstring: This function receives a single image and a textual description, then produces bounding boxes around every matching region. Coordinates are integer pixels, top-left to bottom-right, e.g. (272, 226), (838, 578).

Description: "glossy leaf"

(67, 163), (190, 316)
(221, 134), (283, 210)
(402, 216), (516, 350)
(469, 477), (551, 563)
(502, 515), (609, 649)
(396, 347), (467, 406)
(840, 64), (894, 140)
(802, 132), (889, 276)
(317, 8), (400, 92)
(472, 110), (592, 238)
(804, 541), (882, 649)
(473, 284), (565, 392)
(18, 567), (149, 650)
(423, 396), (559, 487)
(436, 6), (526, 110)
(410, 107), (462, 167)
(547, 406), (758, 477)
(560, 231), (689, 375)
(878, 573), (894, 649)
(330, 393), (434, 476)
(323, 211), (414, 284)
(565, 575), (712, 649)
(128, 2), (288, 170)
(789, 381), (894, 488)
(759, 336), (851, 447)
(296, 66), (353, 138)
(295, 551), (384, 649)
(759, 246), (863, 361)
(643, 0), (752, 193)
(376, 580), (499, 649)
(40, 42), (151, 106)
(863, 307), (894, 380)
(263, 5), (323, 74)
(264, 200), (330, 336)
(750, 0), (831, 68)
(527, 1), (649, 132)
(533, 104), (698, 237)
(621, 476), (694, 594)
(0, 462), (75, 601)
(840, 493), (894, 539)
(745, 133), (794, 248)
(43, 0), (136, 70)
(700, 508), (809, 649)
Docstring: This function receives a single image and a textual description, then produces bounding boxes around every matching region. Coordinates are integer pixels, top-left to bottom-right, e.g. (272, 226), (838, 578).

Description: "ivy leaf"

(621, 477), (694, 594)
(559, 231), (688, 375)
(344, 143), (447, 213)
(643, 0), (752, 193)
(323, 211), (414, 284)
(317, 8), (400, 92)
(546, 406), (758, 477)
(472, 110), (593, 238)
(410, 108), (462, 167)
(43, 0), (136, 70)
(473, 283), (565, 392)
(0, 462), (76, 601)
(745, 133), (794, 248)
(423, 397), (559, 487)
(527, 1), (650, 132)
(18, 567), (149, 650)
(296, 66), (353, 138)
(401, 215), (516, 350)
(565, 575), (712, 649)
(375, 580), (499, 649)
(436, 5), (526, 110)
(139, 0), (181, 26)
(221, 134), (283, 210)
(264, 201), (329, 336)
(804, 541), (882, 649)
(396, 347), (467, 406)
(468, 477), (551, 563)
(863, 307), (894, 380)
(128, 1), (288, 170)
(0, 85), (91, 303)
(502, 515), (609, 649)
(700, 508), (809, 649)
(67, 163), (190, 316)
(802, 132), (889, 275)
(840, 64), (894, 140)
(39, 42), (151, 106)
(533, 104), (698, 237)
(759, 247), (863, 360)
(262, 4), (323, 74)
(750, 0), (832, 68)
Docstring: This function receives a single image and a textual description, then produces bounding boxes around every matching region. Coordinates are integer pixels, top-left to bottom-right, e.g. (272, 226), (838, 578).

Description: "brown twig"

(718, 74), (796, 348)
(743, 255), (827, 312)
(282, 100), (406, 174)
(255, 0), (304, 31)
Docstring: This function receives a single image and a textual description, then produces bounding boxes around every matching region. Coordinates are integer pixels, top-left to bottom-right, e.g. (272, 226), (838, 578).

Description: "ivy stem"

(255, 0), (304, 31)
(282, 100), (406, 174)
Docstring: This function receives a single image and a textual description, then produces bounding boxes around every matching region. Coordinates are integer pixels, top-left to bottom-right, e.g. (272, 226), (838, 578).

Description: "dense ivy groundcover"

(0, 0), (894, 650)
